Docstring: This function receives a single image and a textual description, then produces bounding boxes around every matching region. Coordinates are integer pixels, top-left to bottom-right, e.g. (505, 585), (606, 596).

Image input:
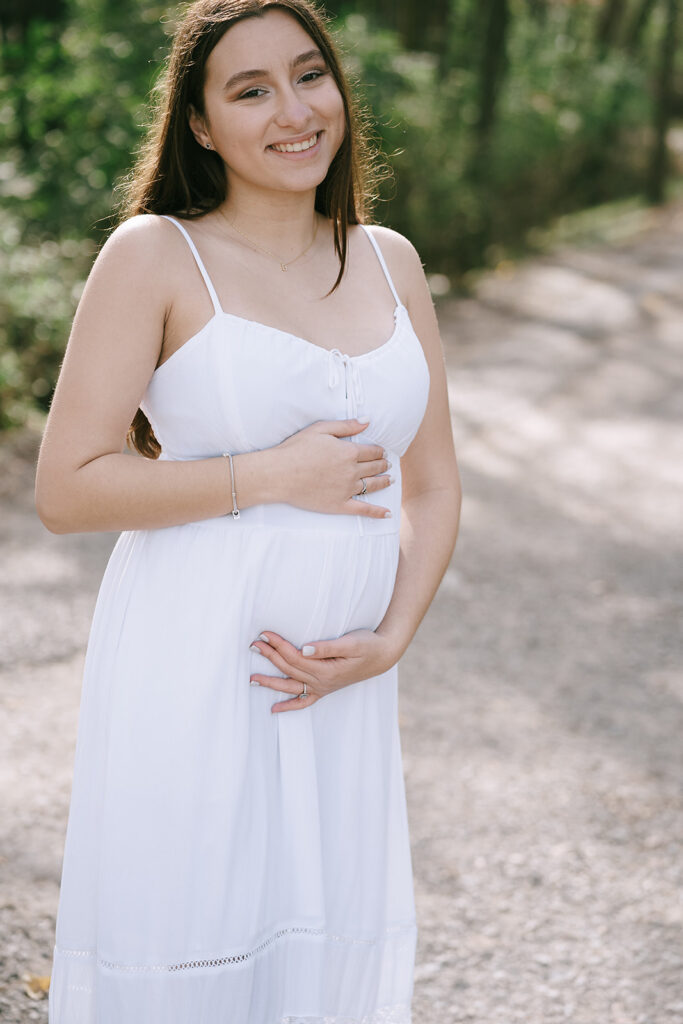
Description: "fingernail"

(357, 417), (370, 424)
(386, 460), (392, 469)
(388, 475), (395, 484)
(383, 510), (392, 518)
(259, 633), (270, 643)
(249, 644), (260, 653)
(250, 679), (260, 686)
(302, 645), (315, 656)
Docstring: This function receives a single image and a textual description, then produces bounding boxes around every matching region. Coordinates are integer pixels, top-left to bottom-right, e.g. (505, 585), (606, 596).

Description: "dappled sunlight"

(445, 218), (683, 544)
(476, 264), (640, 335)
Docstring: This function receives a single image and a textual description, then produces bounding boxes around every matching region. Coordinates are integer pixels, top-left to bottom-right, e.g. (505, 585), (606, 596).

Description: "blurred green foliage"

(0, 0), (173, 427)
(0, 0), (679, 428)
(342, 3), (653, 271)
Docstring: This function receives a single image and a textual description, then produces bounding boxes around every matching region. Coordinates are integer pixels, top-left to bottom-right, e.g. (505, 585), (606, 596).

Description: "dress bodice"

(139, 217), (430, 534)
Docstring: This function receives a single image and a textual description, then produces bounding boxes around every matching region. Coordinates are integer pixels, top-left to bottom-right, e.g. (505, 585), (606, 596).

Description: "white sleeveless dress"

(48, 217), (430, 1024)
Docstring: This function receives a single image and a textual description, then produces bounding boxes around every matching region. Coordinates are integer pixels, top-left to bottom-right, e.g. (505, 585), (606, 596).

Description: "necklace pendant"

(280, 264), (288, 272)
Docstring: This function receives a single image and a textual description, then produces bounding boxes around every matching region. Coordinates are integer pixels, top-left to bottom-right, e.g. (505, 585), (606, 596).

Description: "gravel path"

(1, 204), (681, 1023)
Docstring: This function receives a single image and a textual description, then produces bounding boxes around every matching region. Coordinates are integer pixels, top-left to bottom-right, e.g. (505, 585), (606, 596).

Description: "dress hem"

(53, 920), (417, 974)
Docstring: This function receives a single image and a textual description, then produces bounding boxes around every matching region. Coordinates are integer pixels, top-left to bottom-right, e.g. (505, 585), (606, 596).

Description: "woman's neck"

(217, 184), (320, 257)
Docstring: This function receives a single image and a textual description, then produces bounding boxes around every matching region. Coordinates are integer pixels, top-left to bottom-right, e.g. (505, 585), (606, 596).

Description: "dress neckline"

(153, 303), (411, 378)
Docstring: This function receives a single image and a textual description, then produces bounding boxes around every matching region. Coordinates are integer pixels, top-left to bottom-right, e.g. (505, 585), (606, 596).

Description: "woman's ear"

(188, 104), (211, 149)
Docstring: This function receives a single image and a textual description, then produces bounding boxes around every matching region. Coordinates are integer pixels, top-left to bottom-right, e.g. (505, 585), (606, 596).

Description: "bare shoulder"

(361, 223), (425, 303)
(82, 213), (201, 323)
(362, 222), (420, 260)
(362, 222), (443, 365)
(97, 213), (177, 276)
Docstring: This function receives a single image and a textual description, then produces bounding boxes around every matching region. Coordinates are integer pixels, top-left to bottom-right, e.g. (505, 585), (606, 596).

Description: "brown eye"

(299, 69), (326, 83)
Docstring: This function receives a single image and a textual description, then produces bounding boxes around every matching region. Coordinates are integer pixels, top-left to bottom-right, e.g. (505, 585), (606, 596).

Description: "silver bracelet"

(221, 452), (240, 519)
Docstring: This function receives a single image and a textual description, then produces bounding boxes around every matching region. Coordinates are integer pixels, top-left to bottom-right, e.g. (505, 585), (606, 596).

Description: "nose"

(274, 83), (312, 129)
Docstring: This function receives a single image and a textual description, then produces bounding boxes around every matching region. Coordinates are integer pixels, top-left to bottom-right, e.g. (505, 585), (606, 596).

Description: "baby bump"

(103, 521), (401, 661)
(245, 529), (401, 648)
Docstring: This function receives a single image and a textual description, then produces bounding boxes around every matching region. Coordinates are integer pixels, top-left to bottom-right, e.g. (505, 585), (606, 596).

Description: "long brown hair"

(118, 0), (385, 459)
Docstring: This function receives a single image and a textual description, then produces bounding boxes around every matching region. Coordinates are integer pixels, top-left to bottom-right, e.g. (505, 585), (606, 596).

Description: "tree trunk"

(624, 0), (659, 50)
(475, 0), (510, 144)
(465, 0), (511, 260)
(596, 0), (626, 55)
(349, 0), (452, 52)
(647, 0), (679, 202)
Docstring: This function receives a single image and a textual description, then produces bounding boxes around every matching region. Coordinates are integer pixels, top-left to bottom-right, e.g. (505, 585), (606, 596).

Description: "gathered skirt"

(48, 517), (417, 1023)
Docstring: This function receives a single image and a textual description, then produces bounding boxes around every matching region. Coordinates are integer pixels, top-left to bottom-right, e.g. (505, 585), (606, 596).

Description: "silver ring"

(359, 477), (367, 495)
(300, 682), (307, 698)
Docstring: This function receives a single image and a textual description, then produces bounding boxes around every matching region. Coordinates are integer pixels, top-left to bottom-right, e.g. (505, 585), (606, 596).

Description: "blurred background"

(1, 3), (682, 1023)
(0, 0), (681, 427)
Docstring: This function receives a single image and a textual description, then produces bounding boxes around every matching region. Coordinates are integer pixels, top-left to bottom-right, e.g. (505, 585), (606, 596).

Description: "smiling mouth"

(269, 131), (321, 154)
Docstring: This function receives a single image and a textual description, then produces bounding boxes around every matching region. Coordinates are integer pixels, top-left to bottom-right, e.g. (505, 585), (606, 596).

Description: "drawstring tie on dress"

(327, 349), (365, 419)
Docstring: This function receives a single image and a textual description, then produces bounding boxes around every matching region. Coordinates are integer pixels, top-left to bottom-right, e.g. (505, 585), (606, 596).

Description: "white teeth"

(272, 132), (318, 153)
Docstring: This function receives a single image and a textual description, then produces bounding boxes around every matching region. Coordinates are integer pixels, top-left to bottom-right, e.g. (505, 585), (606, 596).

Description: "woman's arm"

(374, 228), (462, 660)
(35, 215), (264, 533)
(35, 216), (390, 534)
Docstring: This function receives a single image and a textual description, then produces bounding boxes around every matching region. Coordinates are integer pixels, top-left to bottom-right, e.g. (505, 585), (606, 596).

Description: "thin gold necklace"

(218, 208), (319, 272)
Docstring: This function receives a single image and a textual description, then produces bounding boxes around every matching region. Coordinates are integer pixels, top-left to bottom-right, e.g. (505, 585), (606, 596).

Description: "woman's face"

(190, 9), (346, 197)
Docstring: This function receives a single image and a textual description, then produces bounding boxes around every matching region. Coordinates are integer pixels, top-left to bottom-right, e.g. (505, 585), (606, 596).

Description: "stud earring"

(205, 142), (212, 150)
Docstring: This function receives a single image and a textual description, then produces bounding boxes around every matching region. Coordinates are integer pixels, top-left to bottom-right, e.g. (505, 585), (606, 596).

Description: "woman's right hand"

(274, 419), (393, 518)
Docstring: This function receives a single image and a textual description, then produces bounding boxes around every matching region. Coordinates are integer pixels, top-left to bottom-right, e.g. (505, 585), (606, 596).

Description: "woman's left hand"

(249, 629), (398, 712)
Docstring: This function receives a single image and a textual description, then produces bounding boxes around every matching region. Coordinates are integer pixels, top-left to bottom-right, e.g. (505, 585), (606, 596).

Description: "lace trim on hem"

(56, 922), (417, 975)
(279, 1007), (411, 1024)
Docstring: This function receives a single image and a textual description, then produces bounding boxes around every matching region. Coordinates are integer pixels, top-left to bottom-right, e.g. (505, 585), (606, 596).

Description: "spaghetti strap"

(161, 215), (223, 315)
(360, 224), (402, 308)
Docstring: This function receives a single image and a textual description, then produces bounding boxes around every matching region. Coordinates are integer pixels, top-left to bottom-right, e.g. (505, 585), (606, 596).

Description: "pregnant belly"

(244, 529), (401, 647)
(106, 521), (401, 664)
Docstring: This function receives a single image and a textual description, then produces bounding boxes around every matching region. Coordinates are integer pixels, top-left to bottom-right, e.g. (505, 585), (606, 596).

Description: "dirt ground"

(1, 204), (681, 1023)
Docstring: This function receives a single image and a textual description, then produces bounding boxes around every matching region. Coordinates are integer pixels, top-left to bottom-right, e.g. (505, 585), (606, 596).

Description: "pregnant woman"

(35, 1), (461, 1021)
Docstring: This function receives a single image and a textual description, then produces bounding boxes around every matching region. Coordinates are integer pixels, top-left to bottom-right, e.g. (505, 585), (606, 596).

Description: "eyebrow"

(223, 49), (325, 92)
